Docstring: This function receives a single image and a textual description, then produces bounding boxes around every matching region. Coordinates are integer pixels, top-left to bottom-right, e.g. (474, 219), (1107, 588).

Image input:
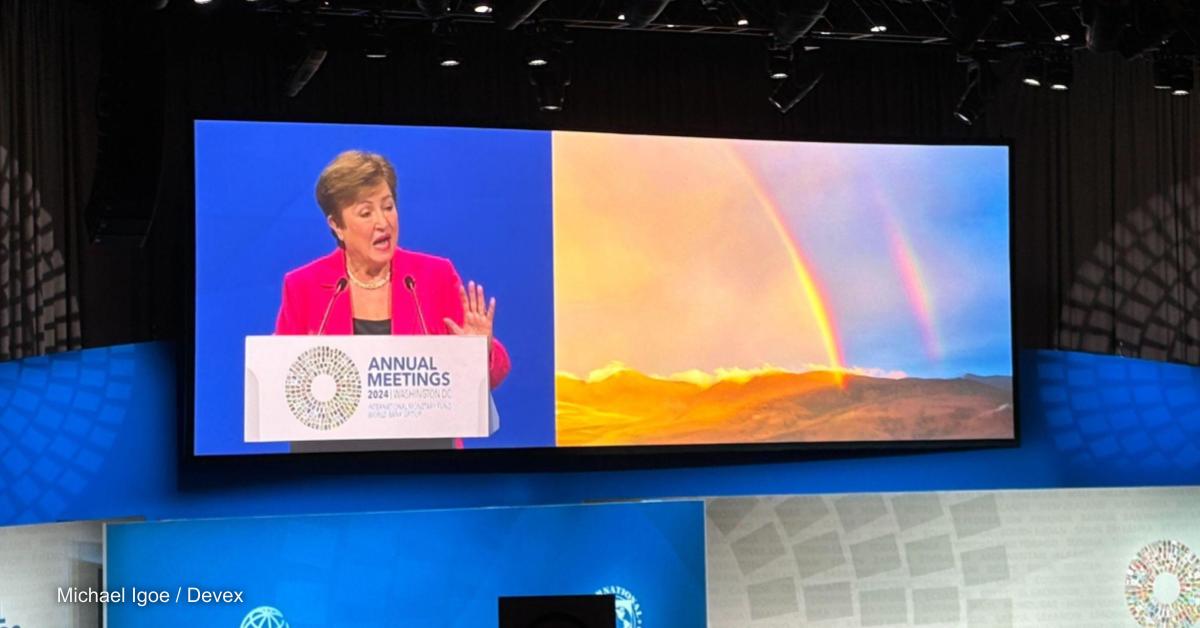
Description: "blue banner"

(2, 342), (1198, 527)
(105, 500), (706, 627)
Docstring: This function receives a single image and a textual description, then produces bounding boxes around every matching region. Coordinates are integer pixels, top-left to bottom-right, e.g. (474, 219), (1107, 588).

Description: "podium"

(498, 595), (616, 628)
(244, 335), (498, 443)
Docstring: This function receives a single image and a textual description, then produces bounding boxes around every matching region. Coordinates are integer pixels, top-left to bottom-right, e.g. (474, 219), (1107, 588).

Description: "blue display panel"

(2, 342), (1198, 528)
(105, 500), (706, 627)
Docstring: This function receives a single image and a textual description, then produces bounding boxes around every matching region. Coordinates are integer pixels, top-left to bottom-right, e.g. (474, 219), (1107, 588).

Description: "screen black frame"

(179, 116), (1019, 475)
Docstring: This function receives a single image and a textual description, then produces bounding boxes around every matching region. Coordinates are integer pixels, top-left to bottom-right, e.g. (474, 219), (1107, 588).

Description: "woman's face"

(330, 179), (397, 270)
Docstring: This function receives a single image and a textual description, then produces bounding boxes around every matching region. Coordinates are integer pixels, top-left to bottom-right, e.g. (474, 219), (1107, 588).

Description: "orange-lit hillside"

(555, 366), (1013, 447)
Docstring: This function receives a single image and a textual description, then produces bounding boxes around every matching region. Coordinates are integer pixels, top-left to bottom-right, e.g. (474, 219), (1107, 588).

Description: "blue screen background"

(106, 500), (706, 627)
(194, 121), (555, 454)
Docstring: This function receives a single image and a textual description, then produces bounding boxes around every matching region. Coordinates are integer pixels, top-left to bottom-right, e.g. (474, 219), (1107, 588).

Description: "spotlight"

(194, 0), (212, 4)
(1046, 55), (1073, 91)
(523, 23), (568, 69)
(433, 21), (463, 68)
(737, 18), (749, 27)
(769, 50), (823, 113)
(363, 20), (389, 60)
(473, 2), (492, 14)
(954, 64), (984, 125)
(530, 65), (571, 112)
(1153, 57), (1173, 90)
(1170, 63), (1193, 96)
(618, 13), (626, 21)
(767, 46), (793, 80)
(524, 25), (566, 68)
(364, 35), (389, 59)
(525, 37), (550, 66)
(526, 25), (571, 110)
(869, 24), (887, 33)
(1021, 55), (1045, 87)
(1053, 32), (1070, 42)
(438, 46), (462, 67)
(1152, 54), (1194, 96)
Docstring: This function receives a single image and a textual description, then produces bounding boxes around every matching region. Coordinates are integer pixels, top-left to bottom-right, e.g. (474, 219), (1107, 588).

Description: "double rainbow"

(724, 146), (944, 383)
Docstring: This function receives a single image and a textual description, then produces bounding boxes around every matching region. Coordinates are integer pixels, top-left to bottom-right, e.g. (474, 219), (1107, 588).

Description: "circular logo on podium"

(241, 606), (289, 628)
(285, 346), (362, 430)
(1126, 540), (1200, 627)
(596, 585), (642, 628)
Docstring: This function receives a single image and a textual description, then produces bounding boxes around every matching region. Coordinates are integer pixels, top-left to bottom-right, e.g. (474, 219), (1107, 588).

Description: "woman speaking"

(274, 149), (511, 390)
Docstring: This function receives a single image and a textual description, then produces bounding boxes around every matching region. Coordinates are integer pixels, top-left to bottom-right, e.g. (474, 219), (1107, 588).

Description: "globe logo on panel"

(596, 585), (642, 628)
(0, 597), (23, 628)
(1125, 540), (1200, 627)
(240, 606), (289, 628)
(285, 346), (362, 430)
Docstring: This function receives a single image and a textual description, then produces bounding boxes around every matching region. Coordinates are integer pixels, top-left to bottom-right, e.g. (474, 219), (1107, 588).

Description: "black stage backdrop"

(0, 0), (89, 360)
(3, 0), (1199, 366)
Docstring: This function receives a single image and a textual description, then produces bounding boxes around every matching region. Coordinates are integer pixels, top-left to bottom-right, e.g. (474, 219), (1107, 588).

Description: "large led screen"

(194, 120), (1012, 456)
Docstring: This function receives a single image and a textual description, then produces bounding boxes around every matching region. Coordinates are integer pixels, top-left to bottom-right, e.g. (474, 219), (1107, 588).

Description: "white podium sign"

(244, 335), (495, 442)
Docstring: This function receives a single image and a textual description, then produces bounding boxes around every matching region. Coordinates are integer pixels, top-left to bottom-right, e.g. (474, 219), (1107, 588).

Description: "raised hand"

(443, 280), (496, 344)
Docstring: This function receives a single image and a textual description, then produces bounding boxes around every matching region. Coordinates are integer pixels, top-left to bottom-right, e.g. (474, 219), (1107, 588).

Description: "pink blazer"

(274, 248), (511, 389)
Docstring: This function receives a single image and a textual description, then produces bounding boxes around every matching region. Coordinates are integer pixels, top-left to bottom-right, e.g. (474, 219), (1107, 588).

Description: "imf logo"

(595, 585), (642, 628)
(285, 346), (362, 430)
(0, 602), (20, 628)
(1125, 540), (1200, 628)
(240, 606), (289, 628)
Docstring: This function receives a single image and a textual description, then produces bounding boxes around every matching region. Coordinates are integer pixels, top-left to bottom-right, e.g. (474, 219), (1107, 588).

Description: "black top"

(353, 318), (391, 336)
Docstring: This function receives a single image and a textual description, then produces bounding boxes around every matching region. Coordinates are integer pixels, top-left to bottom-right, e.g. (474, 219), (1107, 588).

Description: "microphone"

(317, 278), (348, 335)
(404, 275), (429, 334)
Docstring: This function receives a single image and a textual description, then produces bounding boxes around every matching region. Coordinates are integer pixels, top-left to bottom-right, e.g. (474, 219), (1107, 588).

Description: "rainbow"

(723, 146), (847, 385)
(877, 193), (942, 360)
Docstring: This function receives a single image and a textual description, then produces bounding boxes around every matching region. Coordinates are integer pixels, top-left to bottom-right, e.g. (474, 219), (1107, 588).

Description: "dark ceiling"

(150, 0), (1198, 56)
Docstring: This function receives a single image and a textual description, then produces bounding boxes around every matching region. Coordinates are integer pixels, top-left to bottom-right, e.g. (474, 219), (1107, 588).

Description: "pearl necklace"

(346, 263), (391, 290)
